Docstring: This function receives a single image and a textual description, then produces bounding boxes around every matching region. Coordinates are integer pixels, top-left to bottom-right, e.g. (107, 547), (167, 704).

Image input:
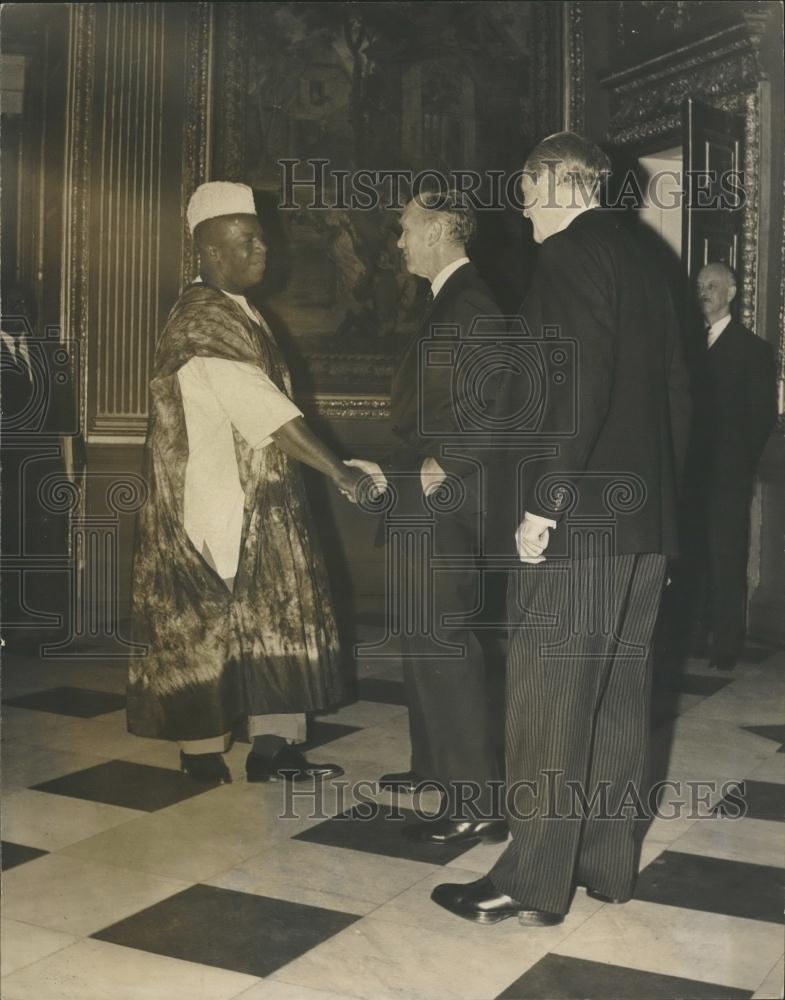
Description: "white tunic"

(177, 288), (302, 579)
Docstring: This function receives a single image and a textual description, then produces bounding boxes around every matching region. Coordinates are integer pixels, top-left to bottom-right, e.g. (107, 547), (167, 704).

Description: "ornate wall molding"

(602, 24), (762, 147)
(739, 89), (759, 332)
(779, 174), (785, 429)
(600, 16), (766, 336)
(61, 3), (96, 439)
(211, 2), (248, 182)
(306, 395), (390, 420)
(60, 3), (214, 442)
(563, 1), (585, 134)
(180, 2), (213, 285)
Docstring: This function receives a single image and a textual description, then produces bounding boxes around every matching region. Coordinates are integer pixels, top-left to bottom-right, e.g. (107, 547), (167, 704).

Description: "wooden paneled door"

(682, 97), (745, 282)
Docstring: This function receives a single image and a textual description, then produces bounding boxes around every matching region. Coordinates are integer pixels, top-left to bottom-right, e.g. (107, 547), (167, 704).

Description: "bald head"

(696, 263), (737, 325)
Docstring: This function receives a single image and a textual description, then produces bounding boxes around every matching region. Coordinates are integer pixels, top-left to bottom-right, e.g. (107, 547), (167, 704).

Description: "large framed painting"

(211, 1), (563, 415)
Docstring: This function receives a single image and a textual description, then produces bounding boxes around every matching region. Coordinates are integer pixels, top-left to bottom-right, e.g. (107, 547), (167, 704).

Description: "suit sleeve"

(524, 235), (616, 520)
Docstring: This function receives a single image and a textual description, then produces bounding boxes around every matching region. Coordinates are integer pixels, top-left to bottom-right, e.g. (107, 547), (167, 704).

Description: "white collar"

(430, 257), (469, 299)
(707, 313), (732, 349)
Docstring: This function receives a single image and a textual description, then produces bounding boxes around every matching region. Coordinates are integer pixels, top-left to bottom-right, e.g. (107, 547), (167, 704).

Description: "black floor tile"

(742, 724), (785, 746)
(92, 884), (358, 977)
(667, 674), (733, 696)
(356, 677), (407, 705)
(497, 953), (753, 999)
(302, 720), (362, 750)
(1, 840), (49, 871)
(294, 803), (477, 865)
(715, 779), (784, 823)
(634, 850), (784, 923)
(738, 644), (778, 664)
(3, 686), (125, 718)
(235, 719), (362, 749)
(32, 759), (218, 811)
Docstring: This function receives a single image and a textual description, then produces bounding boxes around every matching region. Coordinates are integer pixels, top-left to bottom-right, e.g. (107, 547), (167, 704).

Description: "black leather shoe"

(246, 746), (345, 783)
(179, 751), (231, 784)
(431, 876), (563, 926)
(378, 769), (427, 793)
(402, 817), (507, 845)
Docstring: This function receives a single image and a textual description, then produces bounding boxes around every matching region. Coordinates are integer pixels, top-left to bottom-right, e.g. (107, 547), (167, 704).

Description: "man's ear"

(426, 219), (442, 247)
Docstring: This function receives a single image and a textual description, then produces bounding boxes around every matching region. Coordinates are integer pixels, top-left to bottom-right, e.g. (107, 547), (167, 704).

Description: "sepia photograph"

(1, 2), (783, 998)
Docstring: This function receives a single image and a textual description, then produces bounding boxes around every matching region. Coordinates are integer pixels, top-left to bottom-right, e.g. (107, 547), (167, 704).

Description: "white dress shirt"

(178, 286), (302, 579)
(707, 313), (732, 350)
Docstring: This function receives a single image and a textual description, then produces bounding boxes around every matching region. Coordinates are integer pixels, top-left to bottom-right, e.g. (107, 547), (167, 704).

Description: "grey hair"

(413, 188), (477, 247)
(524, 131), (611, 196)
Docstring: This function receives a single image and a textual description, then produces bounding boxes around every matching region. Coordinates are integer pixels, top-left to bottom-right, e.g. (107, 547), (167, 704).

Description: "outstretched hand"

(334, 463), (365, 504)
(341, 459), (389, 503)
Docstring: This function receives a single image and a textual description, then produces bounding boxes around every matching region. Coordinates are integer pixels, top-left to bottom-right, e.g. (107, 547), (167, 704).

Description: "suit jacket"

(388, 262), (503, 495)
(499, 208), (692, 558)
(690, 319), (777, 494)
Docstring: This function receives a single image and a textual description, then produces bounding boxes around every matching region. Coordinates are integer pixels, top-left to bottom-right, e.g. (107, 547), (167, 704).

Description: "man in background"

(689, 263), (777, 670)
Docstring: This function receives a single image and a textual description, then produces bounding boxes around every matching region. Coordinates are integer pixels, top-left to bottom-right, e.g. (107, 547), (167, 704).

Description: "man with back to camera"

(377, 189), (507, 845)
(128, 181), (366, 785)
(689, 262), (777, 670)
(431, 132), (692, 925)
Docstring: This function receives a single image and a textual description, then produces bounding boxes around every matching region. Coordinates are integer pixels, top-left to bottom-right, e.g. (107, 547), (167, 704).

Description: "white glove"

(420, 457), (447, 497)
(515, 511), (557, 564)
(343, 459), (388, 496)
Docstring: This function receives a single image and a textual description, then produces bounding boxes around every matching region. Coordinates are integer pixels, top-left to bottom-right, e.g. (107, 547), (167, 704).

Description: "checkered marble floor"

(1, 634), (783, 1000)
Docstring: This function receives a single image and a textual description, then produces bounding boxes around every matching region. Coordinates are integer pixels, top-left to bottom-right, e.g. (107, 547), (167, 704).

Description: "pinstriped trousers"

(490, 553), (667, 915)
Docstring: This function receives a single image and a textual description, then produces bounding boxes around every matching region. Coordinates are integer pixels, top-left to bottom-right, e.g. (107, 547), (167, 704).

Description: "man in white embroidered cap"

(128, 181), (365, 784)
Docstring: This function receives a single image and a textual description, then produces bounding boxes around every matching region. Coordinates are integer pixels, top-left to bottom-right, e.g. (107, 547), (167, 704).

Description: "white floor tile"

(1, 706), (167, 759)
(270, 914), (556, 1000)
(0, 938), (259, 1000)
(1, 852), (188, 937)
(683, 680), (785, 727)
(748, 754), (785, 785)
(0, 919), (77, 977)
(231, 982), (357, 1000)
(667, 816), (784, 869)
(1, 744), (109, 793)
(319, 701), (407, 729)
(444, 837), (511, 874)
(206, 839), (437, 915)
(60, 780), (338, 883)
(752, 955), (785, 1000)
(553, 899), (784, 990)
(368, 867), (602, 942)
(2, 789), (141, 851)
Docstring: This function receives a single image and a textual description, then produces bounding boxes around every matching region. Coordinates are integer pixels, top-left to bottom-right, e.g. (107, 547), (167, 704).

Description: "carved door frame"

(567, 8), (783, 421)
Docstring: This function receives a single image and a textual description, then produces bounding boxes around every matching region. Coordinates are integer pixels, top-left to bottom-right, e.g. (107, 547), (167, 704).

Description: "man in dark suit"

(432, 132), (691, 924)
(380, 190), (507, 845)
(690, 263), (777, 670)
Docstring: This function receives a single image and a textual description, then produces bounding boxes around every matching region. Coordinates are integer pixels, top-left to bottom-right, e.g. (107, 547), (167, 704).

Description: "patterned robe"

(127, 283), (343, 741)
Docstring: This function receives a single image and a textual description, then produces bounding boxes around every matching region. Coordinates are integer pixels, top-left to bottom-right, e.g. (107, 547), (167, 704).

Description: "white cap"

(186, 181), (256, 235)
